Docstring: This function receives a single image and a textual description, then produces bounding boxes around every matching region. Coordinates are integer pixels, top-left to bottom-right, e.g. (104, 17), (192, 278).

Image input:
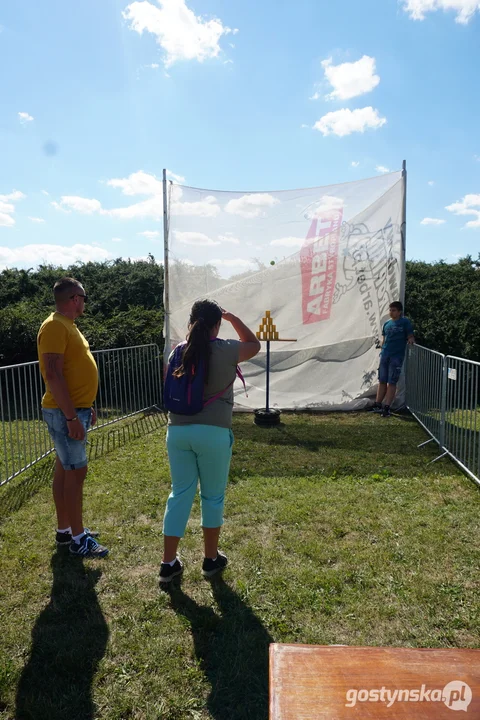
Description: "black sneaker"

(202, 551), (228, 578)
(381, 405), (392, 418)
(69, 534), (109, 558)
(55, 527), (99, 546)
(159, 558), (184, 584)
(56, 531), (73, 546)
(369, 403), (383, 413)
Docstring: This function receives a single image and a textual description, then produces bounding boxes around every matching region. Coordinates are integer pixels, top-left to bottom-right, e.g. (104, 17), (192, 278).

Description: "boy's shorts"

(378, 355), (404, 386)
(42, 407), (92, 470)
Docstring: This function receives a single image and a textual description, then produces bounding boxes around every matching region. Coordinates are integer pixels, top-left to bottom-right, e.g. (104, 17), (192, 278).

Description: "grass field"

(0, 411), (479, 720)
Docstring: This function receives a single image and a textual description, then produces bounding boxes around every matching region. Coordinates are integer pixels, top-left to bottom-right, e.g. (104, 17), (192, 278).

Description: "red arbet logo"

(300, 210), (343, 324)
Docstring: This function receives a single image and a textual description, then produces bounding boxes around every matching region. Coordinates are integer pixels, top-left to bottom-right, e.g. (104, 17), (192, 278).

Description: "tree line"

(1, 255), (479, 365)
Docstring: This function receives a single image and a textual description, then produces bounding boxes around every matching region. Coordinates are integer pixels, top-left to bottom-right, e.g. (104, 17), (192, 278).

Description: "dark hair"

(53, 277), (83, 303)
(173, 299), (223, 384)
(389, 301), (403, 312)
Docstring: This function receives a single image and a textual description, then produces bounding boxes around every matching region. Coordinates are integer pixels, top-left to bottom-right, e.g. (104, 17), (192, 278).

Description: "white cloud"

(18, 111), (34, 124)
(309, 91), (320, 101)
(174, 230), (221, 246)
(225, 193), (280, 219)
(218, 233), (240, 244)
(270, 237), (304, 248)
(138, 230), (160, 238)
(403, 0), (480, 23)
(446, 194), (480, 228)
(420, 217), (446, 225)
(42, 190), (50, 196)
(321, 56), (380, 100)
(375, 165), (390, 173)
(29, 217), (45, 223)
(300, 124), (309, 129)
(147, 62), (159, 68)
(111, 237), (123, 243)
(166, 168), (186, 183)
(107, 170), (163, 196)
(52, 196), (103, 214)
(313, 107), (386, 137)
(304, 195), (345, 219)
(428, 180), (435, 186)
(123, 0), (233, 67)
(0, 190), (26, 227)
(51, 172), (218, 223)
(0, 244), (112, 271)
(351, 161), (360, 167)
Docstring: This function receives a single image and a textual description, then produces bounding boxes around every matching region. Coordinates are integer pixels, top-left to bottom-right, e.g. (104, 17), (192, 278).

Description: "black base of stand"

(254, 408), (281, 427)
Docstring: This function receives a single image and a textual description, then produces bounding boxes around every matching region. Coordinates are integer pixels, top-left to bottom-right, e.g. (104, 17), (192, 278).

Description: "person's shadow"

(167, 577), (274, 720)
(16, 551), (109, 720)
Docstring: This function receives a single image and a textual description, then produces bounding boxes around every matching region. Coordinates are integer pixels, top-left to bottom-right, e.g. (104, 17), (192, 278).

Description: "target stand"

(254, 311), (296, 427)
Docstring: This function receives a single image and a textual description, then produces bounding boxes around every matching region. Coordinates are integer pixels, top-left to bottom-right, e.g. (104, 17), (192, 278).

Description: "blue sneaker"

(70, 534), (109, 558)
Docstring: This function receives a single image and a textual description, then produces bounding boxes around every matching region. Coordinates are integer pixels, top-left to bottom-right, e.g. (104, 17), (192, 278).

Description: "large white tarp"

(165, 172), (405, 410)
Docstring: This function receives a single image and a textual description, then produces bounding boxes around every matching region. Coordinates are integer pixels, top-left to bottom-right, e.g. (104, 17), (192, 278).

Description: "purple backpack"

(164, 340), (245, 415)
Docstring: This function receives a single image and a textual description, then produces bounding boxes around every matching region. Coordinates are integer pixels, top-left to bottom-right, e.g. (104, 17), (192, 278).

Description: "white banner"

(166, 172), (405, 410)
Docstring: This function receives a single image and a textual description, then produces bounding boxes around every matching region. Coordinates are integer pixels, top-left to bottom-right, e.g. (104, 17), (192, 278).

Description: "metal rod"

(266, 341), (270, 411)
(163, 169), (171, 363)
(400, 159), (407, 305)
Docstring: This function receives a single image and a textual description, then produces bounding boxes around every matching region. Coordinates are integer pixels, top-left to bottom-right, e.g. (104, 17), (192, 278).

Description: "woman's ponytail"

(173, 300), (222, 384)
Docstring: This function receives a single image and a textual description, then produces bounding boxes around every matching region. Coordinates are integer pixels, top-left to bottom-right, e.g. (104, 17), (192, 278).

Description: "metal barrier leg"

(417, 438), (434, 448)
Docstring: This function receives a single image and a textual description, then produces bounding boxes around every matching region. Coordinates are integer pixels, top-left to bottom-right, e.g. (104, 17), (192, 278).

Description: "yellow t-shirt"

(37, 312), (98, 409)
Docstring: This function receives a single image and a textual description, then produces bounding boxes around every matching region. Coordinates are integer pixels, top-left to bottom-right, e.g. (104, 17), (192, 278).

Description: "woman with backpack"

(160, 299), (261, 584)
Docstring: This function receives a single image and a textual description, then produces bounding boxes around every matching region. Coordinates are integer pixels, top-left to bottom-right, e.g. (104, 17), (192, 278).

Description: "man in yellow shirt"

(37, 277), (108, 558)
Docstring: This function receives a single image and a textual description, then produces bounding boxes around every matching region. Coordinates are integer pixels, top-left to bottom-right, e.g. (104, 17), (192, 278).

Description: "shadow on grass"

(229, 411), (454, 480)
(15, 552), (108, 720)
(167, 577), (273, 720)
(0, 411), (167, 524)
(0, 457), (55, 524)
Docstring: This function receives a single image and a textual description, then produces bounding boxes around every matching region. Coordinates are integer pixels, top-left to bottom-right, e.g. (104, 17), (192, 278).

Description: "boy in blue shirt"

(372, 301), (415, 417)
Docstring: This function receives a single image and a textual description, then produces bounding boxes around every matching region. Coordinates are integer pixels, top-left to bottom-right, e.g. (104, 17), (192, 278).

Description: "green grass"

(0, 412), (479, 720)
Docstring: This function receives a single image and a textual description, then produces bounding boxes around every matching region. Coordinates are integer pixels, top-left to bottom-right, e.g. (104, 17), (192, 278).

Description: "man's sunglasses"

(70, 293), (88, 302)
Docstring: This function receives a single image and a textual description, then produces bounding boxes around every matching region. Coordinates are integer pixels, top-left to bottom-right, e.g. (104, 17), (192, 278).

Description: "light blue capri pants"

(163, 424), (234, 537)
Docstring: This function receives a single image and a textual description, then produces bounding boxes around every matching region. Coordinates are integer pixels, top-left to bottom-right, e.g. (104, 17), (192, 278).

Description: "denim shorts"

(378, 355), (404, 386)
(42, 408), (92, 470)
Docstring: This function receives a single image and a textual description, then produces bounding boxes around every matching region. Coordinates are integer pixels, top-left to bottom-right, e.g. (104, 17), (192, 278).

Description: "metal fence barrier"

(0, 344), (162, 487)
(406, 344), (480, 487)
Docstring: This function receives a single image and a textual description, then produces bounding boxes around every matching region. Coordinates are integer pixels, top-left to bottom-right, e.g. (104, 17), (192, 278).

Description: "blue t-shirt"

(381, 317), (414, 359)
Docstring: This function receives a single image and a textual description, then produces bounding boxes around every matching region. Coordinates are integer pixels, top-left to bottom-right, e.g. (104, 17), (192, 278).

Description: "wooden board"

(269, 644), (480, 719)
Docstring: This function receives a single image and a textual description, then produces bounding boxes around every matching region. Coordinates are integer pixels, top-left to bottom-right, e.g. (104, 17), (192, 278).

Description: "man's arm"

(407, 334), (415, 345)
(43, 353), (85, 440)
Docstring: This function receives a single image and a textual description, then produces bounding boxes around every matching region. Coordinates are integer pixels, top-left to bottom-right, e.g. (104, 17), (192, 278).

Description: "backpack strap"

(203, 365), (247, 408)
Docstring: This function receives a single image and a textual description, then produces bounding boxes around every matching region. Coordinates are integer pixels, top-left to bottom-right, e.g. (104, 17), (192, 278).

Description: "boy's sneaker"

(69, 534), (109, 558)
(55, 527), (99, 546)
(202, 551), (228, 578)
(381, 405), (392, 418)
(159, 558), (184, 584)
(369, 403), (383, 413)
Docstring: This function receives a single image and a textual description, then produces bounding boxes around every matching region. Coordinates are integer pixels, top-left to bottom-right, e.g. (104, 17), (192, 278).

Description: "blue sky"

(1, 0), (479, 271)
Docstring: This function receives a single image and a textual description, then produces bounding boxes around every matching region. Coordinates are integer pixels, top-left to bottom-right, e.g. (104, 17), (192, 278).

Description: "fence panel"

(444, 355), (480, 484)
(0, 344), (162, 487)
(405, 344), (445, 445)
(406, 344), (480, 487)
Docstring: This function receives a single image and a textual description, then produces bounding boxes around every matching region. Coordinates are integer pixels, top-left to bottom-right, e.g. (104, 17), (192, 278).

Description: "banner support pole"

(163, 169), (170, 363)
(401, 159), (407, 304)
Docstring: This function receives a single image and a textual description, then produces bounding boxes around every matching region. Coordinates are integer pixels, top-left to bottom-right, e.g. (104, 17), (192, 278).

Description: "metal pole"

(266, 341), (270, 412)
(439, 355), (447, 448)
(163, 169), (170, 369)
(400, 159), (407, 304)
